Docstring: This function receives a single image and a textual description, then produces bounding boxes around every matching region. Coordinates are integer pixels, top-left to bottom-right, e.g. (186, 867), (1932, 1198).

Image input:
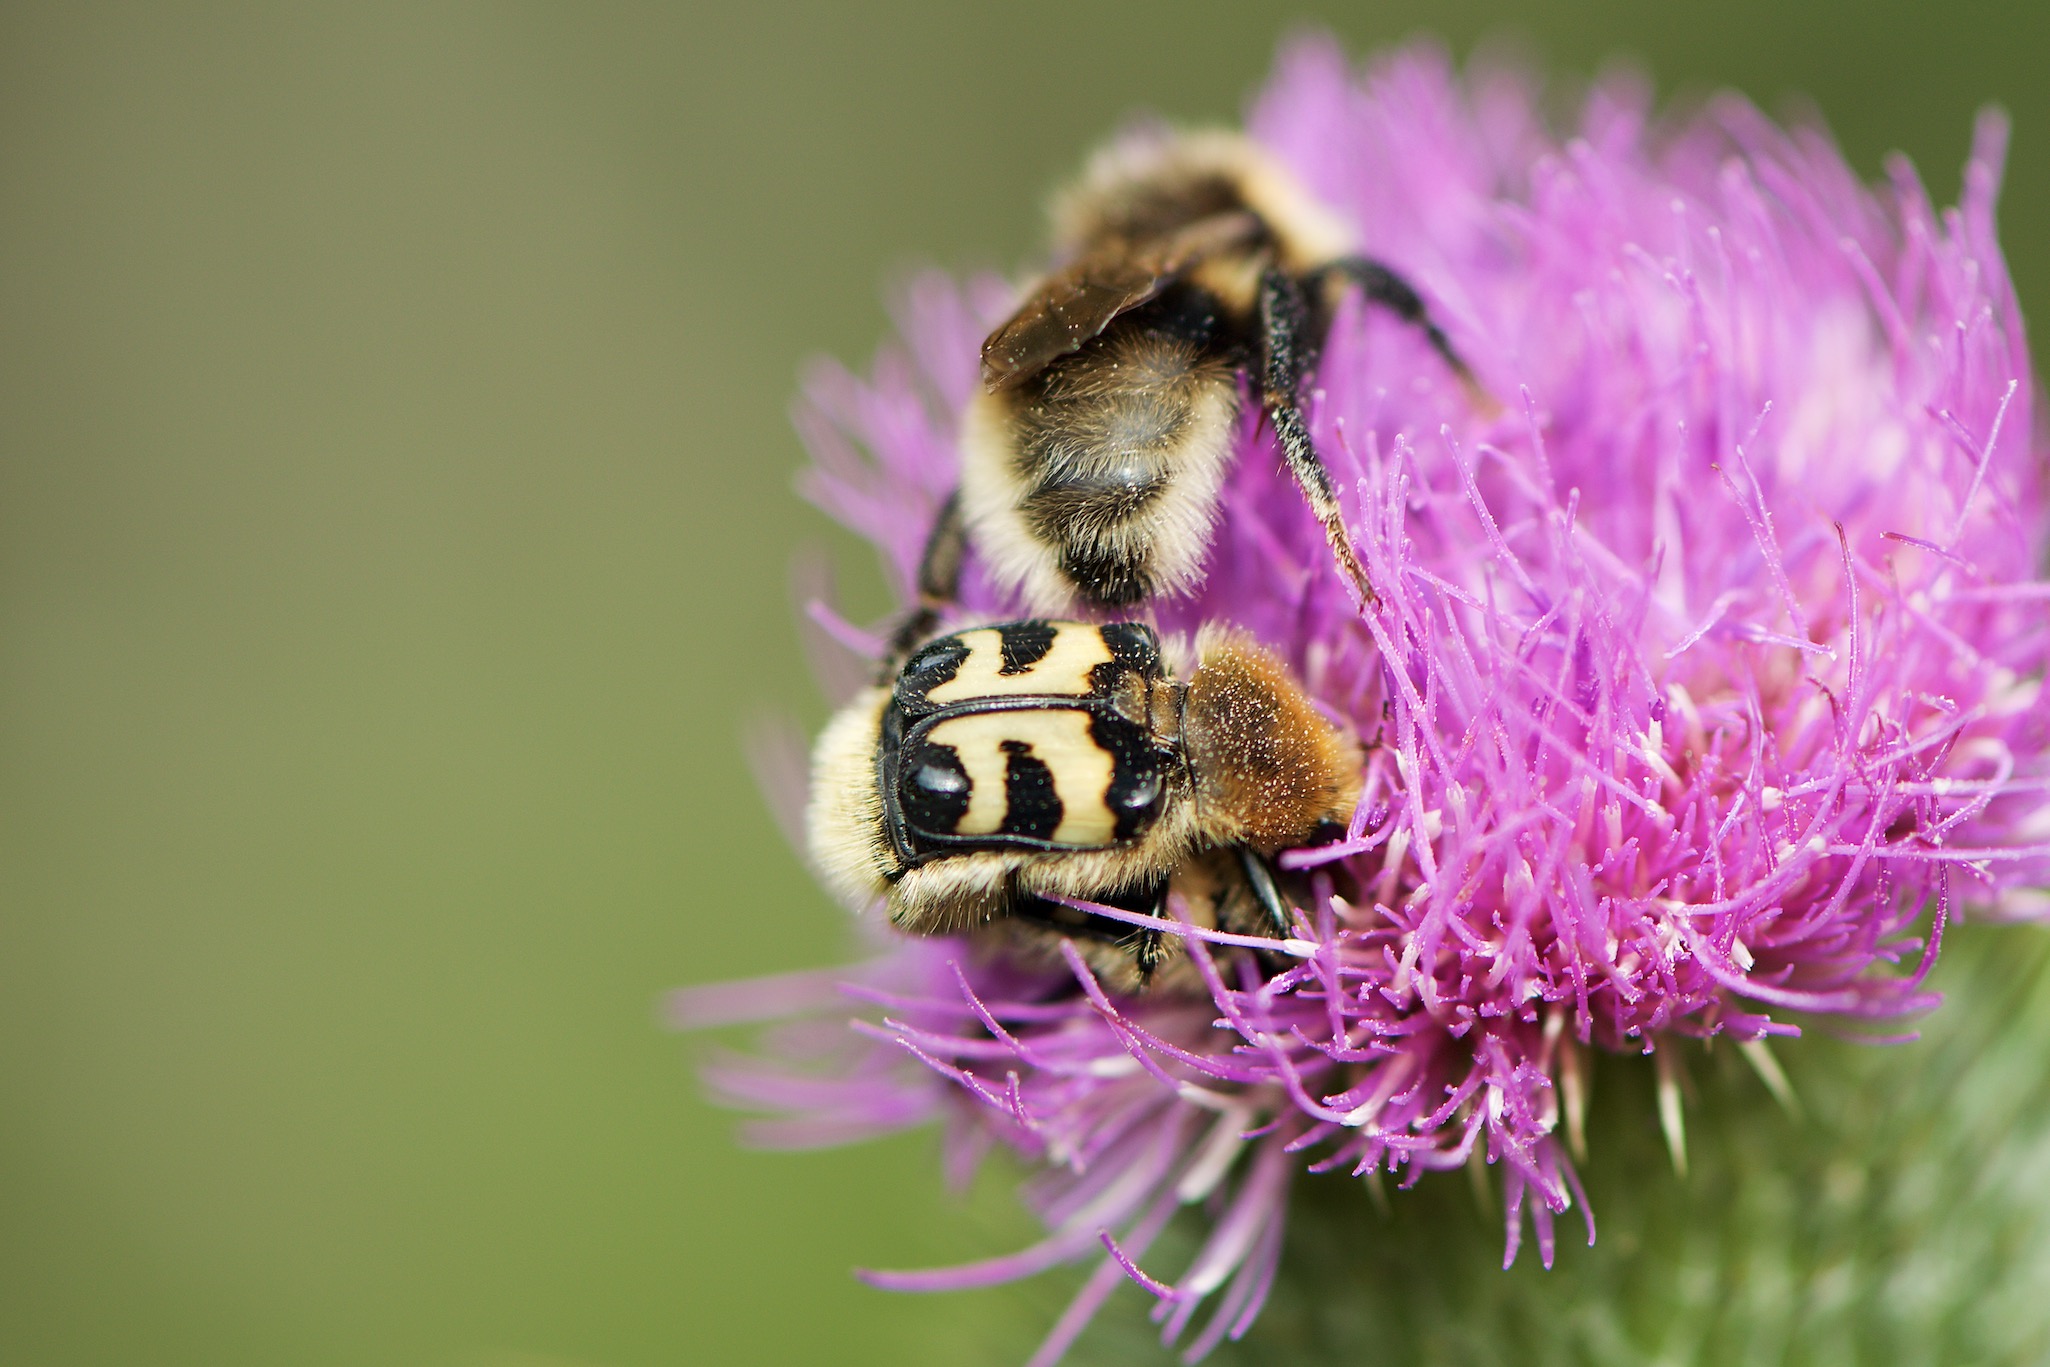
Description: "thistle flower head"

(679, 37), (2050, 1365)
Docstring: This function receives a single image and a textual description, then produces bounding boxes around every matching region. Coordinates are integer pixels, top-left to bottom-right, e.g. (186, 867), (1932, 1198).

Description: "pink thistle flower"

(677, 36), (2050, 1365)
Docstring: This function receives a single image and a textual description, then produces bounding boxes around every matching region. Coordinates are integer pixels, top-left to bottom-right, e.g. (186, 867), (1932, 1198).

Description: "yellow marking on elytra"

(925, 712), (1015, 837)
(1039, 711), (1118, 845)
(919, 709), (1119, 847)
(924, 625), (1113, 705)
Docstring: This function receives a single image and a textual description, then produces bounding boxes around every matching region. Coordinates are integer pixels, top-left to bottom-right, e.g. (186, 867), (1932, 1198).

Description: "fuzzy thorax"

(1183, 626), (1364, 849)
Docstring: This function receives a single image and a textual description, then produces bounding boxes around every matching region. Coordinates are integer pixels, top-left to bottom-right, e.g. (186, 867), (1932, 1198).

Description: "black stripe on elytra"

(893, 632), (970, 715)
(996, 620), (1056, 675)
(893, 730), (972, 846)
(1098, 621), (1164, 679)
(998, 739), (1063, 841)
(876, 697), (915, 865)
(1090, 710), (1169, 841)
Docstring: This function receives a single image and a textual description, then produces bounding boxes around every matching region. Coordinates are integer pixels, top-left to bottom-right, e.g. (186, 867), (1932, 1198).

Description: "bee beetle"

(808, 619), (1362, 989)
(895, 130), (1478, 637)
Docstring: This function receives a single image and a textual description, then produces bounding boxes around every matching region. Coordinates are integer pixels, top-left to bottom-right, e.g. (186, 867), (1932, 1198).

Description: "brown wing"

(979, 252), (1166, 391)
(979, 211), (1264, 391)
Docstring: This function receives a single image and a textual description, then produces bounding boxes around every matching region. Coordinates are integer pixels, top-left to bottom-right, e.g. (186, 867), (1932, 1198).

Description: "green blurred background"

(3, 4), (2048, 1365)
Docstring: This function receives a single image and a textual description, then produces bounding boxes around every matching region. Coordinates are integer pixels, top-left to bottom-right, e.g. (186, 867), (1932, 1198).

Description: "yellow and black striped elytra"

(905, 129), (1480, 623)
(884, 621), (1171, 858)
(807, 619), (1365, 990)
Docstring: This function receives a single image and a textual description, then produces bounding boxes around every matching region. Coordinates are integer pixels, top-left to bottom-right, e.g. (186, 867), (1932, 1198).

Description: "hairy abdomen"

(962, 323), (1239, 610)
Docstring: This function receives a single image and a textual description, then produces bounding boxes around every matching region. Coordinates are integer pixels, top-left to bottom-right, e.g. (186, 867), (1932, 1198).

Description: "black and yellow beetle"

(808, 619), (1362, 987)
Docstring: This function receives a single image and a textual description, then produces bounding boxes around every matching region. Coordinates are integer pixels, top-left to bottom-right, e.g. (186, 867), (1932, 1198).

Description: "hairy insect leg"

(1129, 896), (1166, 982)
(1315, 256), (1491, 407)
(1234, 846), (1294, 937)
(1008, 879), (1169, 987)
(880, 489), (966, 676)
(1257, 266), (1378, 608)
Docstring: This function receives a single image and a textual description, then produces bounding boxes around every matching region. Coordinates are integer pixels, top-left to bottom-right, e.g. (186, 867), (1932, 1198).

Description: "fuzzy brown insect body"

(932, 130), (1478, 624)
(808, 619), (1362, 989)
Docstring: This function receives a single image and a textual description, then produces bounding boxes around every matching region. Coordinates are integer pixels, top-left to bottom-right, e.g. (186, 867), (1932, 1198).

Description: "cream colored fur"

(804, 687), (895, 912)
(959, 379), (1237, 612)
(1050, 128), (1355, 272)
